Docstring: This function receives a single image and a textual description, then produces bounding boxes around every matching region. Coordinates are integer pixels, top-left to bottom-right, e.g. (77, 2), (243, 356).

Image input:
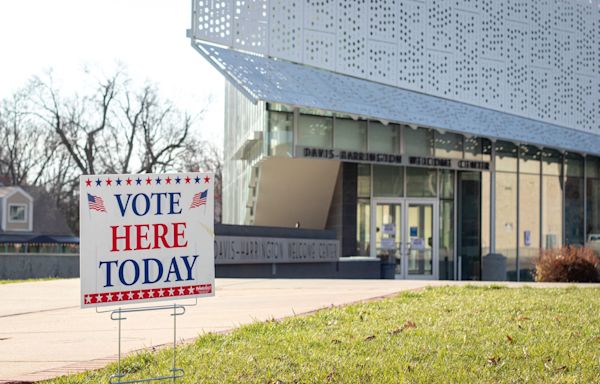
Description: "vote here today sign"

(79, 173), (215, 308)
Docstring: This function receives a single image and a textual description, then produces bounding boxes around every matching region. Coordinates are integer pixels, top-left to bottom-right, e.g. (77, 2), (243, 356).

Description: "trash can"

(380, 256), (396, 279)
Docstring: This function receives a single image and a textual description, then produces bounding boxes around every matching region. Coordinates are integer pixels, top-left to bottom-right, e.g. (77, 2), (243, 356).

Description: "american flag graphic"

(87, 194), (106, 212)
(189, 190), (208, 209)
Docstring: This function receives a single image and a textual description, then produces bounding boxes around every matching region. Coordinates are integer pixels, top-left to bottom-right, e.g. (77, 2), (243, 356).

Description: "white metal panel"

(336, 0), (368, 78)
(303, 30), (336, 71)
(232, 0), (268, 54)
(269, 0), (303, 62)
(191, 0), (600, 133)
(194, 0), (234, 45)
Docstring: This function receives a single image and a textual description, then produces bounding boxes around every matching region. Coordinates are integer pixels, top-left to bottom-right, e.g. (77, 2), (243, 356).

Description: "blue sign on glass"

(410, 226), (418, 237)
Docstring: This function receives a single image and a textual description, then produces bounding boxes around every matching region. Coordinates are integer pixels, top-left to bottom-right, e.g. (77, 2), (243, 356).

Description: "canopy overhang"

(193, 42), (600, 156)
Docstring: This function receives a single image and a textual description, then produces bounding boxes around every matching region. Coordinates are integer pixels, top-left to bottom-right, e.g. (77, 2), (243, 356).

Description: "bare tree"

(0, 87), (56, 185)
(181, 139), (223, 222)
(29, 70), (121, 175)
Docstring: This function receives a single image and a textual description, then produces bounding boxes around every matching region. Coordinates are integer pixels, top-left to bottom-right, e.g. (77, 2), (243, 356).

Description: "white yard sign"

(80, 173), (214, 308)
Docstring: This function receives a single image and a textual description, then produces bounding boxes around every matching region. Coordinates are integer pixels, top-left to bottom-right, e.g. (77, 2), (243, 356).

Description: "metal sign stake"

(107, 303), (191, 384)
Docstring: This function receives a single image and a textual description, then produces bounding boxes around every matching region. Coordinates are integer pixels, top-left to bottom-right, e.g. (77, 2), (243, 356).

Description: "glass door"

(371, 198), (438, 279)
(405, 200), (438, 279)
(371, 200), (403, 275)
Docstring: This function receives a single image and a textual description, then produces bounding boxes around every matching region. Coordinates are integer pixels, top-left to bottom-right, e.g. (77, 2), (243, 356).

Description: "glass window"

(519, 173), (540, 281)
(565, 154), (584, 245)
(298, 114), (333, 148)
(404, 127), (433, 157)
(439, 170), (454, 199)
(481, 139), (492, 162)
(434, 132), (463, 159)
(542, 148), (562, 176)
(495, 171), (517, 280)
(9, 204), (26, 222)
(267, 103), (294, 112)
(439, 200), (454, 280)
(458, 172), (482, 280)
(587, 156), (600, 256)
(334, 118), (367, 151)
(481, 171), (490, 258)
(586, 156), (600, 178)
(464, 137), (484, 161)
(368, 122), (399, 154)
(357, 164), (371, 198)
(406, 167), (437, 197)
(373, 165), (403, 197)
(565, 152), (583, 178)
(519, 145), (541, 174)
(268, 111), (293, 157)
(565, 176), (584, 245)
(542, 174), (563, 249)
(495, 141), (518, 172)
(298, 108), (333, 117)
(356, 199), (371, 256)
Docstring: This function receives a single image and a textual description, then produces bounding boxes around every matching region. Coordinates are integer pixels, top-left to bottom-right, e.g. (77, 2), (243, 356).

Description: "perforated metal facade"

(192, 0), (600, 133)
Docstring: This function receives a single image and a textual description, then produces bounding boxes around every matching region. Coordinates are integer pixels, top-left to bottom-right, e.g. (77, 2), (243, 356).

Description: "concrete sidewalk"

(0, 278), (596, 383)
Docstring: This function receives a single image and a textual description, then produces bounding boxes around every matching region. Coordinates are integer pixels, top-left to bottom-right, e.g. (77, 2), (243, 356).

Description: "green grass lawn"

(44, 286), (600, 383)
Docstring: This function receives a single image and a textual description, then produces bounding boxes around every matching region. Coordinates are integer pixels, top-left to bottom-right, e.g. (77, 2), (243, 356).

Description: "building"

(189, 0), (600, 280)
(0, 186), (79, 279)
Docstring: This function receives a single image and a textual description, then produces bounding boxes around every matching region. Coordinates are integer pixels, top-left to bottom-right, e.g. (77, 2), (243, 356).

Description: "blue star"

(95, 178), (102, 186)
(194, 176), (201, 183)
(116, 178), (122, 186)
(175, 176), (181, 184)
(136, 178), (142, 185)
(155, 177), (162, 184)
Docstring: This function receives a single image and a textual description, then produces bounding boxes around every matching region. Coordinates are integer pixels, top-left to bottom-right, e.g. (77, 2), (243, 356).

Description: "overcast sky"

(0, 0), (224, 146)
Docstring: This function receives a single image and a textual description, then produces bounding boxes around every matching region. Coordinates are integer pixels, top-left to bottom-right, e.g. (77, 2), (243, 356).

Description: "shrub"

(534, 246), (600, 283)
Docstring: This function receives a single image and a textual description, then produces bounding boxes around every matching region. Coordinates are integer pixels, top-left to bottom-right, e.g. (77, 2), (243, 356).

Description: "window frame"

(8, 203), (28, 223)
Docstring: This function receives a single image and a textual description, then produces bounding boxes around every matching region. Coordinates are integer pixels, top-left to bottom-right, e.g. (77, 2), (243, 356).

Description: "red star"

(85, 179), (92, 187)
(204, 176), (210, 183)
(126, 178), (132, 185)
(165, 177), (172, 184)
(146, 177), (152, 185)
(105, 178), (112, 186)
(185, 176), (191, 184)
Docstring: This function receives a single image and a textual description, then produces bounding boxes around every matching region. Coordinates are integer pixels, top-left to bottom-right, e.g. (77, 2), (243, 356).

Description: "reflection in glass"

(334, 119), (367, 151)
(458, 172), (482, 280)
(519, 173), (540, 281)
(439, 200), (454, 280)
(375, 203), (403, 274)
(564, 153), (584, 245)
(298, 114), (333, 148)
(495, 141), (518, 172)
(356, 199), (371, 256)
(586, 156), (600, 256)
(406, 167), (437, 197)
(368, 122), (399, 154)
(481, 171), (490, 258)
(542, 149), (563, 249)
(439, 170), (454, 199)
(404, 127), (433, 157)
(268, 111), (293, 156)
(407, 204), (434, 276)
(495, 171), (517, 280)
(357, 164), (371, 198)
(435, 132), (463, 159)
(373, 165), (403, 197)
(519, 145), (541, 174)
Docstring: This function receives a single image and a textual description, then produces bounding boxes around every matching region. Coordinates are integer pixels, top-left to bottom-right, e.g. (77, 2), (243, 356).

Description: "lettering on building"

(214, 236), (339, 264)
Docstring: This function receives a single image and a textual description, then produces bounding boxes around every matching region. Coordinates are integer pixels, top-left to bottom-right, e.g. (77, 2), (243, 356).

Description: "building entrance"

(371, 198), (439, 279)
